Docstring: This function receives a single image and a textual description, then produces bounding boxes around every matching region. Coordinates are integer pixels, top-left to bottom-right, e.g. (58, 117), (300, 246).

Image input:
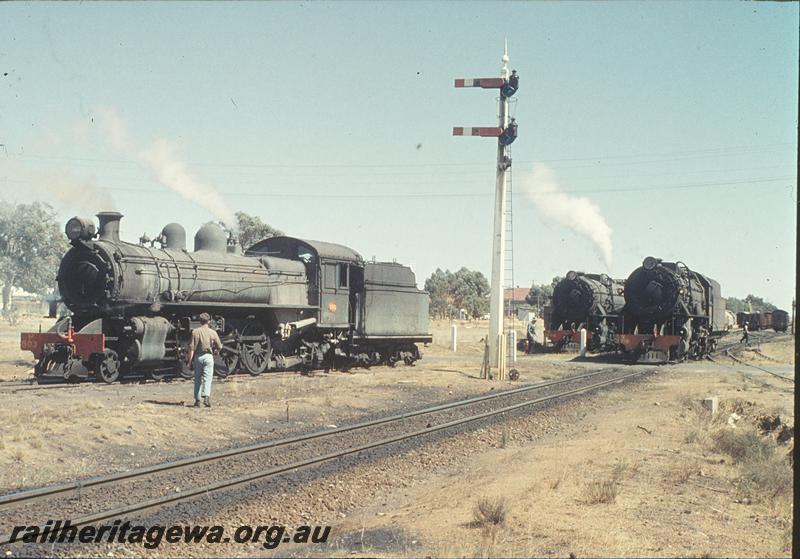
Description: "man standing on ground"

(740, 321), (749, 345)
(526, 317), (537, 354)
(186, 312), (222, 408)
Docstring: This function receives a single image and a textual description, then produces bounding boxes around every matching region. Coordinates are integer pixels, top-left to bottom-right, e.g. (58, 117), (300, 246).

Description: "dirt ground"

(0, 317), (794, 557)
(0, 316), (572, 493)
(332, 354), (794, 557)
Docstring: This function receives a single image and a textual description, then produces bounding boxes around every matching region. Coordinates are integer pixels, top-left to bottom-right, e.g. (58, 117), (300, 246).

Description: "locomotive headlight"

(65, 216), (96, 241)
(643, 256), (659, 270)
(566, 271), (578, 281)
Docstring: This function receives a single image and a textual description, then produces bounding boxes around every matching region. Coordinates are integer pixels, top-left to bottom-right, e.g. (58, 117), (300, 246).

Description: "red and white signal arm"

(452, 127), (503, 137)
(454, 78), (505, 89)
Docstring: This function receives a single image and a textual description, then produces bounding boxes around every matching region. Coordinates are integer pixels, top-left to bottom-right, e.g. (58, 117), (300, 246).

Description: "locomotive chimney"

(97, 211), (123, 242)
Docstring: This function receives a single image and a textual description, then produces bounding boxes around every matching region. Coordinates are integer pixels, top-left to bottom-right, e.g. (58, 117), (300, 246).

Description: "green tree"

(235, 211), (283, 250)
(0, 202), (67, 311)
(726, 295), (777, 313)
(424, 268), (455, 318)
(424, 267), (490, 319)
(525, 276), (562, 307)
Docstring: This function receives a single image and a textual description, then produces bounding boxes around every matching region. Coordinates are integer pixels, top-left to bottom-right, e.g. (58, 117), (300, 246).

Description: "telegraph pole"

(453, 43), (519, 378)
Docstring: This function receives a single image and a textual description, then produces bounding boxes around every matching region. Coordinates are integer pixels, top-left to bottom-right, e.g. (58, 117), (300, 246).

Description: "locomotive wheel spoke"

(240, 321), (271, 375)
(214, 349), (239, 378)
(95, 349), (121, 384)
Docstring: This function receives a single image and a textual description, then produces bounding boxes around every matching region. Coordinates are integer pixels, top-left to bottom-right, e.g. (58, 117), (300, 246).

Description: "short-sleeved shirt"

(191, 325), (222, 354)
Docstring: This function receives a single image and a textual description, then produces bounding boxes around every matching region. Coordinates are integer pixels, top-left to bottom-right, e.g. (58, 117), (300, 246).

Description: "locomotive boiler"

(619, 256), (725, 362)
(544, 271), (625, 352)
(21, 212), (432, 383)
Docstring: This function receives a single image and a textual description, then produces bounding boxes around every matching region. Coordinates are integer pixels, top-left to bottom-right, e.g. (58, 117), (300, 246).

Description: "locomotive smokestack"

(97, 211), (123, 242)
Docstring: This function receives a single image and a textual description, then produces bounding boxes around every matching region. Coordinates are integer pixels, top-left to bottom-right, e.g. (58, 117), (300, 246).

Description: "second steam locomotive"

(543, 257), (727, 363)
(21, 212), (432, 383)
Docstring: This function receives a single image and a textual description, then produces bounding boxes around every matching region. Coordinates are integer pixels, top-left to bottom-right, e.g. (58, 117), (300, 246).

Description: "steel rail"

(723, 349), (794, 383)
(0, 368), (648, 544)
(0, 366), (625, 509)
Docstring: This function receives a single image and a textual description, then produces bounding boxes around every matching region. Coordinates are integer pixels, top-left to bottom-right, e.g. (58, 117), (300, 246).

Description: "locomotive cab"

(247, 236), (364, 330)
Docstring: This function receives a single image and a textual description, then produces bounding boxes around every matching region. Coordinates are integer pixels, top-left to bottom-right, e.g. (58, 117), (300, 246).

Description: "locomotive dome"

(194, 222), (227, 252)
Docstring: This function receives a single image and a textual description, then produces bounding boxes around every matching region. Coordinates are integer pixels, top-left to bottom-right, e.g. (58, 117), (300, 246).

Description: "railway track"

(0, 368), (313, 394)
(0, 365), (652, 546)
(720, 349), (793, 383)
(707, 331), (793, 382)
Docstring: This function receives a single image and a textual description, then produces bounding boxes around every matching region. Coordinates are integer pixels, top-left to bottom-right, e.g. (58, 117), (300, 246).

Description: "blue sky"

(0, 1), (797, 310)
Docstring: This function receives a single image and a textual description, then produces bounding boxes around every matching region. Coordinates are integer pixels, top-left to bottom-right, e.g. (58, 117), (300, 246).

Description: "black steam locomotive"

(543, 271), (625, 352)
(618, 256), (726, 362)
(21, 212), (432, 383)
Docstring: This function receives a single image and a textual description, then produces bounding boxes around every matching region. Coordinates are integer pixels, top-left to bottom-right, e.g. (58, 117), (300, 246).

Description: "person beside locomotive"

(740, 322), (749, 345)
(526, 317), (536, 354)
(186, 312), (223, 408)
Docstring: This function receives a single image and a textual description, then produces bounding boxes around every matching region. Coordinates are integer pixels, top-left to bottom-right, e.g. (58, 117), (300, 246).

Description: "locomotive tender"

(619, 256), (726, 362)
(544, 271), (625, 352)
(21, 212), (432, 383)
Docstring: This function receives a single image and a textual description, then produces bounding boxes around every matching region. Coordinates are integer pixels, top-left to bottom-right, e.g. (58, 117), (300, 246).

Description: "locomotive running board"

(160, 302), (319, 310)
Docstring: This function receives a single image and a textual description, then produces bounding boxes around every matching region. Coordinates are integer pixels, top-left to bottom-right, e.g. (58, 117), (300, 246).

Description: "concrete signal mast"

(453, 43), (519, 378)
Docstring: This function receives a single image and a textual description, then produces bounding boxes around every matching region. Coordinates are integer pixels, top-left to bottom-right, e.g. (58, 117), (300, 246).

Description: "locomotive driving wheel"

(240, 321), (271, 375)
(214, 347), (240, 378)
(95, 349), (121, 384)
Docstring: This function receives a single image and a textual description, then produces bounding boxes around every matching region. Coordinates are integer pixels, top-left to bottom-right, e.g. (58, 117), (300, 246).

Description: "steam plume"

(522, 163), (613, 268)
(9, 163), (116, 214)
(94, 107), (236, 226)
(139, 139), (235, 226)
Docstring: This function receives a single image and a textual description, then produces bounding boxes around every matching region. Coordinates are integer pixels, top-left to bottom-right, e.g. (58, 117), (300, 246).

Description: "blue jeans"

(194, 353), (214, 401)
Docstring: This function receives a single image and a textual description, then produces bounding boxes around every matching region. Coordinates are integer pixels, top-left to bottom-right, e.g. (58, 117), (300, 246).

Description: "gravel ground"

(4, 368), (655, 557)
(0, 366), (649, 535)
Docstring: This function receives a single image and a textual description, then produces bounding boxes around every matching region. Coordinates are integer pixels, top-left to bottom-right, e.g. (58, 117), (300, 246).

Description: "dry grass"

(583, 478), (618, 504)
(665, 460), (698, 485)
(470, 496), (508, 528)
(28, 438), (43, 449)
(737, 449), (793, 503)
(11, 449), (25, 462)
(712, 428), (773, 464)
(707, 425), (792, 505)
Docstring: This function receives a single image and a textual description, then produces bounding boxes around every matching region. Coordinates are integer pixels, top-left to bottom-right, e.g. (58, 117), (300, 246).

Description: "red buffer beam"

(454, 78), (505, 89)
(453, 126), (503, 137)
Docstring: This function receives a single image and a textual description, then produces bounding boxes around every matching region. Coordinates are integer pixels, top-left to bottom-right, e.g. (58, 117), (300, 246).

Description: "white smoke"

(523, 163), (613, 268)
(7, 162), (116, 214)
(94, 106), (236, 226)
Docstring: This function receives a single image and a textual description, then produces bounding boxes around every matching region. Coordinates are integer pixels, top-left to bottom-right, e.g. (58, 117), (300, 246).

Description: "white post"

(488, 43), (510, 373)
(579, 328), (587, 357)
(451, 324), (458, 352)
(509, 329), (517, 364)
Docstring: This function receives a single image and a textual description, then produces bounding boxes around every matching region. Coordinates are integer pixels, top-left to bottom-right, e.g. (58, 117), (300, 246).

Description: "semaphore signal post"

(453, 43), (519, 380)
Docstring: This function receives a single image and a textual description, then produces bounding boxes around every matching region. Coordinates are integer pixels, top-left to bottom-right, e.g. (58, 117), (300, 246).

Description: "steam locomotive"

(618, 256), (726, 362)
(21, 212), (432, 383)
(543, 271), (625, 352)
(538, 257), (726, 363)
